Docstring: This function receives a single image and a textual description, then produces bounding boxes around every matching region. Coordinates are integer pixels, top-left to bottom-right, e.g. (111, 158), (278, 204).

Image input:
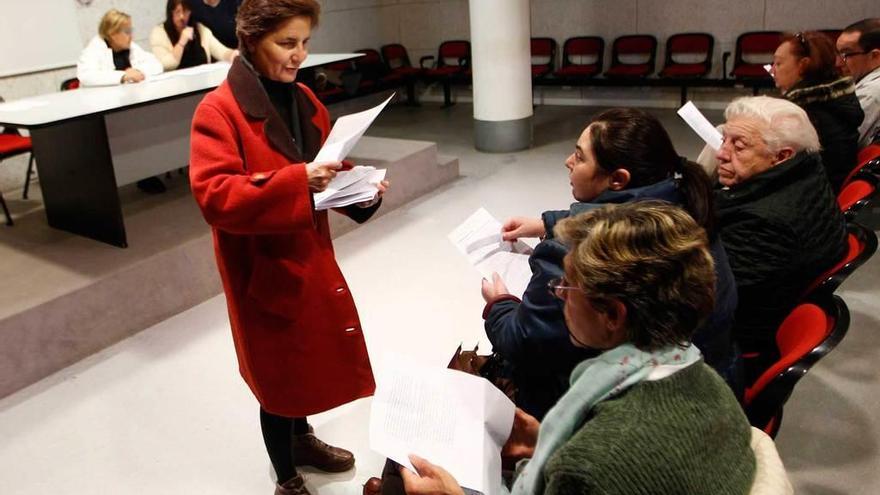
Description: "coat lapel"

(294, 84), (323, 163)
(228, 57), (314, 164)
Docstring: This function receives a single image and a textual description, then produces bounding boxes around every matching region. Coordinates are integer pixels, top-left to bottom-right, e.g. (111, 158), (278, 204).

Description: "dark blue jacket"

(484, 179), (740, 419)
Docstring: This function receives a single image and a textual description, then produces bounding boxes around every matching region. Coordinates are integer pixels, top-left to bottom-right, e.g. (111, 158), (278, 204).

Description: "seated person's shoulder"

(544, 364), (754, 494)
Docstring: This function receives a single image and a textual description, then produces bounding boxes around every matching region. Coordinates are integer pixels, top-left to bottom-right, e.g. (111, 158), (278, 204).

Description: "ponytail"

(675, 158), (717, 240)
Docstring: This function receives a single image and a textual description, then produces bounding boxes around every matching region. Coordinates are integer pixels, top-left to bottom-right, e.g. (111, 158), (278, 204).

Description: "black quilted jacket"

(716, 152), (846, 361)
(785, 77), (864, 192)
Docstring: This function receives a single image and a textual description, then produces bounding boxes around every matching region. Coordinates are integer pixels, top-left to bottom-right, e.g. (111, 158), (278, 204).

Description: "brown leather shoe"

(363, 476), (383, 495)
(292, 430), (355, 473)
(275, 474), (311, 495)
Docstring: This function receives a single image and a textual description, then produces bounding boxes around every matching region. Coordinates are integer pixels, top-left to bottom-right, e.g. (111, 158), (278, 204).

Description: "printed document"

(313, 165), (386, 210)
(370, 360), (515, 495)
(677, 100), (723, 151)
(314, 94), (395, 163)
(449, 208), (534, 297)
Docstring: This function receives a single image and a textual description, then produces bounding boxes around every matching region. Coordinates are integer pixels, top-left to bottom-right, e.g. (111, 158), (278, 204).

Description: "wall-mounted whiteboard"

(0, 0), (82, 77)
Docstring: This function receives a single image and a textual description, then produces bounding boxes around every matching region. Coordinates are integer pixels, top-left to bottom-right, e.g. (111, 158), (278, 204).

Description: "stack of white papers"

(313, 165), (386, 210)
(449, 208), (534, 298)
(370, 361), (515, 495)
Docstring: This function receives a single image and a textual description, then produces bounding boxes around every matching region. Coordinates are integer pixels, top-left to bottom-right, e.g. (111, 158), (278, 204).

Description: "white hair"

(724, 96), (821, 154)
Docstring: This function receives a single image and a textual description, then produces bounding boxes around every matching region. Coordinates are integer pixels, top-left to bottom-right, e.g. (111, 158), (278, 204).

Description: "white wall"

(1, 0), (877, 192)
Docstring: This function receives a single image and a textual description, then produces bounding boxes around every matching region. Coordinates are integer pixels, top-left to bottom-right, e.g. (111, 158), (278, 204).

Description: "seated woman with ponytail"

(482, 108), (741, 419)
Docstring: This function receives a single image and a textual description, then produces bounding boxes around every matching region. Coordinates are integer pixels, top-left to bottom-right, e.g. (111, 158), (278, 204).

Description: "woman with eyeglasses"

(77, 9), (163, 86)
(771, 31), (864, 191)
(481, 108), (740, 421)
(403, 202), (757, 495)
(150, 0), (237, 71)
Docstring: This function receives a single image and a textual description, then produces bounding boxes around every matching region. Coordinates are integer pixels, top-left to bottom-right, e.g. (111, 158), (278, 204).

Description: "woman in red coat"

(189, 1), (388, 493)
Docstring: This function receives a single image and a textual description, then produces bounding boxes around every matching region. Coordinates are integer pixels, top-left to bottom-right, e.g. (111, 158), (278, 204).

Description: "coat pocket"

(246, 254), (307, 321)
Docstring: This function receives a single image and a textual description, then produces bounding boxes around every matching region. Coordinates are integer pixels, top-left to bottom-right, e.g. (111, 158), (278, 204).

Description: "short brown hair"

(781, 31), (840, 82)
(236, 0), (320, 55)
(555, 201), (716, 351)
(98, 9), (131, 43)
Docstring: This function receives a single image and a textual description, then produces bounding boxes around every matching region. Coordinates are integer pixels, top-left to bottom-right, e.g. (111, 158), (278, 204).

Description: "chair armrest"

(419, 55), (435, 69)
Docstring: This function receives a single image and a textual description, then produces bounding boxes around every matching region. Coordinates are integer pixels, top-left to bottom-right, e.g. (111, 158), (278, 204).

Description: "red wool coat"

(189, 57), (377, 417)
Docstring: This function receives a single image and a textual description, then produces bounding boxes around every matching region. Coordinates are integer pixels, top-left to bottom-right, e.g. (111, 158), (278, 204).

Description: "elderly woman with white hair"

(715, 95), (846, 382)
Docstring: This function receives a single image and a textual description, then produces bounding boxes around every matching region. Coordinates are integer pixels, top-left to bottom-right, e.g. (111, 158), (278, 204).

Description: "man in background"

(837, 18), (880, 146)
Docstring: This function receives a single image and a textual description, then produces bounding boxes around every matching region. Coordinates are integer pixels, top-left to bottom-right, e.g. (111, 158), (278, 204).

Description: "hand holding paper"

(313, 165), (386, 210)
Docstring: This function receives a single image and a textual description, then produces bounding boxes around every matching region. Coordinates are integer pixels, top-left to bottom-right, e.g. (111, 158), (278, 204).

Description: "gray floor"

(0, 102), (877, 494)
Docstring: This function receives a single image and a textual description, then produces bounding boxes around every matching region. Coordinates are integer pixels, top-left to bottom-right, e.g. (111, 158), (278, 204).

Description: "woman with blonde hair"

(150, 0), (236, 71)
(77, 9), (163, 86)
(402, 202), (756, 495)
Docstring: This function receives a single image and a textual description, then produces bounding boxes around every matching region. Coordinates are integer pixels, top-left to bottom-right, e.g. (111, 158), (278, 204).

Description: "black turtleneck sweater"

(259, 76), (304, 151)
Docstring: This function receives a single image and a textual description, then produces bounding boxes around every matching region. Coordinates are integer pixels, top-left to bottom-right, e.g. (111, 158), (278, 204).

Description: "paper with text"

(370, 361), (515, 495)
(677, 101), (723, 151)
(314, 94), (394, 163)
(449, 208), (533, 297)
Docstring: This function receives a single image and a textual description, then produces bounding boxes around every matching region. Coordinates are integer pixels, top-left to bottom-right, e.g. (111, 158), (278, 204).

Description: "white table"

(0, 53), (361, 247)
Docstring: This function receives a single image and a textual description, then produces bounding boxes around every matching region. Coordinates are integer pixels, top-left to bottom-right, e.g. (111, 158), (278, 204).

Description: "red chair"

(420, 40), (471, 107)
(553, 36), (604, 81)
(605, 34), (657, 78)
(0, 96), (36, 225)
(837, 173), (877, 220)
(380, 44), (422, 105)
(744, 295), (850, 437)
(530, 37), (557, 80)
(730, 31), (782, 79)
(843, 143), (880, 186)
(804, 222), (878, 299)
(60, 78), (80, 91)
(659, 33), (714, 78)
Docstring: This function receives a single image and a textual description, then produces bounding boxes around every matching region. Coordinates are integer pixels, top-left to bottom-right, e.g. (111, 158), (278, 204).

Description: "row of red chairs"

(743, 146), (880, 437)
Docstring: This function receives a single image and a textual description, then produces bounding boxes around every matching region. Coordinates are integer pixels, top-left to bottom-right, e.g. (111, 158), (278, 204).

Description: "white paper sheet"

(677, 101), (723, 151)
(448, 208), (534, 297)
(313, 94), (395, 163)
(369, 361), (515, 495)
(763, 63), (772, 75)
(313, 166), (386, 209)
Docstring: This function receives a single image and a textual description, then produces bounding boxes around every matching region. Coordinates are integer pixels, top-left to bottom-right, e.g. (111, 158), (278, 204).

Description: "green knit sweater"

(542, 362), (755, 494)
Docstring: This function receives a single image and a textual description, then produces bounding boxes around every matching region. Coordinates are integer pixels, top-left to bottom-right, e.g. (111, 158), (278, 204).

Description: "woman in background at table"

(150, 0), (237, 71)
(77, 9), (163, 87)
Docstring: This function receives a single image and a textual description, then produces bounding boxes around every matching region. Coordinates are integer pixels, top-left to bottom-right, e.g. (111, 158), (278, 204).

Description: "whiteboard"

(0, 0), (82, 77)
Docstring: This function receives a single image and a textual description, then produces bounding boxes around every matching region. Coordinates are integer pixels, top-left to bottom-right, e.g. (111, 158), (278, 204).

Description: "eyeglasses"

(839, 51), (868, 61)
(547, 277), (585, 300)
(117, 28), (133, 35)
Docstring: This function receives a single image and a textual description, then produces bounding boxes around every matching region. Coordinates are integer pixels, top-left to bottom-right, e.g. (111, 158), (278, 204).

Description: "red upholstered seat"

(604, 34), (657, 78)
(842, 144), (880, 186)
(553, 36), (604, 81)
(605, 63), (652, 77)
(837, 175), (877, 219)
(730, 31), (781, 80)
(0, 134), (32, 156)
(744, 296), (849, 437)
(554, 64), (601, 77)
(659, 33), (714, 78)
(803, 222), (877, 299)
(530, 37), (556, 80)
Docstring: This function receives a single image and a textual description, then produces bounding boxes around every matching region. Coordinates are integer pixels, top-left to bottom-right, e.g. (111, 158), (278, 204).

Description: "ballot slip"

(369, 360), (515, 495)
(448, 208), (534, 298)
(677, 100), (723, 151)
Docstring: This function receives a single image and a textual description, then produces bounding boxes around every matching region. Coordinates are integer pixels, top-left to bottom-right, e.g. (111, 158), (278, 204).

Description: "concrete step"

(0, 136), (459, 398)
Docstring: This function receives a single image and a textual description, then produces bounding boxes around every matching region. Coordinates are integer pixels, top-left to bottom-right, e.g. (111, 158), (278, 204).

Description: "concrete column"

(468, 0), (533, 152)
